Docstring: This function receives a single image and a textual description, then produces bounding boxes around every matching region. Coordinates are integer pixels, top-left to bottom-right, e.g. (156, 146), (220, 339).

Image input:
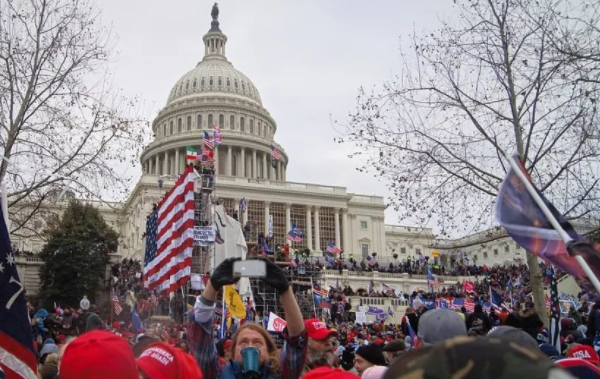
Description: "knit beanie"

(362, 366), (388, 379)
(60, 330), (138, 379)
(356, 344), (387, 366)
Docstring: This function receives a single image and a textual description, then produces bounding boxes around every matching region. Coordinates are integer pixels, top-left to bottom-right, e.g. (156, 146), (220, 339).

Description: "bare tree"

(0, 0), (148, 238)
(337, 0), (600, 324)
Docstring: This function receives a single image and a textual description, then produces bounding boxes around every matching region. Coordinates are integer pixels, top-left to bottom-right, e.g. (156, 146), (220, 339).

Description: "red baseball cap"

(137, 342), (203, 379)
(568, 345), (600, 365)
(304, 319), (338, 341)
(304, 367), (360, 379)
(60, 330), (138, 379)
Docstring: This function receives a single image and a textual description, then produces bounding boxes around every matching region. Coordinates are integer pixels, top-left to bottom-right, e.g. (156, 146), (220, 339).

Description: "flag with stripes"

(0, 207), (38, 379)
(464, 300), (475, 312)
(113, 295), (123, 316)
(545, 293), (551, 310)
(203, 131), (214, 150)
(285, 222), (304, 243)
(326, 240), (341, 254)
(144, 165), (195, 295)
(143, 209), (158, 288)
(213, 125), (223, 144)
(427, 267), (439, 286)
(271, 145), (282, 161)
(201, 149), (214, 167)
(549, 268), (561, 352)
(313, 283), (328, 298)
(186, 147), (197, 164)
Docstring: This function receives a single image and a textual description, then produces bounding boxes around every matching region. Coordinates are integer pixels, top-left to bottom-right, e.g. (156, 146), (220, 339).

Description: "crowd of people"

(23, 254), (600, 379)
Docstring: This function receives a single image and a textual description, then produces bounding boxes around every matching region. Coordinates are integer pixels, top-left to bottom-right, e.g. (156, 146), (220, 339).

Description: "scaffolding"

(191, 165), (215, 277)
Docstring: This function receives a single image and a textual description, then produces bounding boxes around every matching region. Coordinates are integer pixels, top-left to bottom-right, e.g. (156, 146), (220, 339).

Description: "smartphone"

(233, 260), (267, 278)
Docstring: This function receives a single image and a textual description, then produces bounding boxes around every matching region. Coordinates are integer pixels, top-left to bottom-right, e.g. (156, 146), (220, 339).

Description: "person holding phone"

(188, 258), (307, 379)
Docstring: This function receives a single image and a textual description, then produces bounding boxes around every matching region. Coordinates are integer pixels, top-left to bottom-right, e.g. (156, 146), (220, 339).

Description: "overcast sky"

(99, 0), (456, 229)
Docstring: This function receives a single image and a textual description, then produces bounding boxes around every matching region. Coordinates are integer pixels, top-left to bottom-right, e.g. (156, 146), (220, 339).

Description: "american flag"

(285, 222), (304, 243)
(113, 295), (123, 316)
(203, 131), (214, 150)
(381, 282), (393, 293)
(464, 300), (475, 313)
(143, 210), (158, 288)
(144, 165), (195, 295)
(213, 125), (223, 144)
(0, 207), (38, 379)
(326, 240), (341, 254)
(427, 267), (439, 286)
(201, 149), (214, 167)
(313, 283), (328, 298)
(271, 145), (282, 160)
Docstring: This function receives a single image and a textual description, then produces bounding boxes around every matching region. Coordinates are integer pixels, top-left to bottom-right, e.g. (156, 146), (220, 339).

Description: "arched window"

(197, 115), (202, 129)
(218, 77), (222, 86)
(208, 114), (213, 128)
(230, 115), (235, 130)
(219, 114), (224, 128)
(185, 81), (189, 90)
(209, 77), (214, 86)
(227, 78), (231, 87)
(187, 116), (192, 131)
(193, 78), (197, 88)
(234, 79), (238, 89)
(169, 121), (174, 135)
(201, 77), (205, 87)
(242, 82), (246, 92)
(178, 118), (182, 132)
(258, 123), (262, 136)
(240, 117), (245, 132)
(249, 119), (254, 134)
(163, 123), (166, 136)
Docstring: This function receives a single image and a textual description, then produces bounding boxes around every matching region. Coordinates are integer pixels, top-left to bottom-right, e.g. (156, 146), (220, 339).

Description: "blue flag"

(132, 307), (143, 334)
(0, 208), (38, 378)
(490, 287), (503, 309)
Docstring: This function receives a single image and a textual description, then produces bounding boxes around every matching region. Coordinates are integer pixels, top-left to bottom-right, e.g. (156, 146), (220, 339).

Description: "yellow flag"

(227, 312), (232, 329)
(224, 285), (246, 319)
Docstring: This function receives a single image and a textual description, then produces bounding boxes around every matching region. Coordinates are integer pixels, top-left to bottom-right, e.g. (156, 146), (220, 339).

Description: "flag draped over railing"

(144, 165), (195, 295)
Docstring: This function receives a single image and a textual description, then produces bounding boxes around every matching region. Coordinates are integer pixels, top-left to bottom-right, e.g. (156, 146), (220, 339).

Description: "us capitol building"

(12, 6), (598, 299)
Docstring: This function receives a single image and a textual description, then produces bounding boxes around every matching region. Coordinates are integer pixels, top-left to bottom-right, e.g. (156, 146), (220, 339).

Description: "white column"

(227, 146), (233, 176)
(372, 216), (380, 255)
(262, 152), (267, 179)
(342, 209), (349, 252)
(285, 204), (292, 246)
(306, 206), (313, 251)
(379, 216), (386, 256)
(252, 149), (257, 179)
(264, 201), (270, 236)
(314, 206), (321, 252)
(155, 155), (159, 175)
(350, 214), (358, 256)
(277, 160), (281, 181)
(240, 148), (246, 178)
(334, 208), (341, 247)
(175, 148), (180, 175)
(283, 163), (287, 181)
(163, 151), (168, 175)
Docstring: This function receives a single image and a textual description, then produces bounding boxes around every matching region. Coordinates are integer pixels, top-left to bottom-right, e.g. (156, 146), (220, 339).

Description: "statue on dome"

(211, 3), (219, 21)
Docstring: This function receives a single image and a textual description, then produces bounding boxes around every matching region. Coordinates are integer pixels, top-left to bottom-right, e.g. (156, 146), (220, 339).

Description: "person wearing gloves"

(188, 258), (307, 379)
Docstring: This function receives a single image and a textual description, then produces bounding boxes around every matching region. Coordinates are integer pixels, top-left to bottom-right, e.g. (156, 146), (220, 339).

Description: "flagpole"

(310, 276), (317, 318)
(1, 183), (9, 230)
(506, 156), (600, 295)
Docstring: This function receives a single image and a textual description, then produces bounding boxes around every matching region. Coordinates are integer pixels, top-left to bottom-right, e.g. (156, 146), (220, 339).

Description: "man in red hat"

(302, 319), (339, 376)
(567, 344), (600, 367)
(137, 342), (203, 379)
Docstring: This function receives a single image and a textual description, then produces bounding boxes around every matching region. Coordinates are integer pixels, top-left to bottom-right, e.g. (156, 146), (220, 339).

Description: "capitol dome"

(166, 57), (262, 106)
(140, 6), (289, 183)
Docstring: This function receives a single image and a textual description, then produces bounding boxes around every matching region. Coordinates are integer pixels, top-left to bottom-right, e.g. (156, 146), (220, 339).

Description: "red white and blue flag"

(285, 222), (304, 243)
(0, 207), (38, 379)
(312, 283), (328, 298)
(213, 125), (223, 144)
(271, 145), (282, 161)
(144, 165), (195, 295)
(203, 131), (214, 150)
(326, 240), (341, 254)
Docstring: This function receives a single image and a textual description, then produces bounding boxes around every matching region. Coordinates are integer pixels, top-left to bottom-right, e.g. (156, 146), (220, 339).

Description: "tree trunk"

(526, 252), (548, 327)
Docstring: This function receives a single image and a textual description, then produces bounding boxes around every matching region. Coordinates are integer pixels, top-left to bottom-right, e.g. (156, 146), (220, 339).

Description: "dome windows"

(201, 77), (205, 87)
(258, 122), (262, 136)
(219, 114), (224, 128)
(227, 78), (231, 87)
(178, 118), (182, 133)
(209, 77), (214, 86)
(163, 123), (166, 137)
(242, 82), (246, 92)
(169, 121), (174, 135)
(234, 79), (238, 89)
(230, 115), (235, 130)
(249, 119), (254, 134)
(187, 116), (192, 131)
(208, 114), (213, 128)
(218, 77), (222, 87)
(240, 117), (245, 132)
(185, 81), (189, 90)
(193, 79), (197, 88)
(197, 114), (202, 129)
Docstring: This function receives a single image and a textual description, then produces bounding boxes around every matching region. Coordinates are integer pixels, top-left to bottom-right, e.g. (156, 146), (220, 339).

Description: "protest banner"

(194, 226), (216, 246)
